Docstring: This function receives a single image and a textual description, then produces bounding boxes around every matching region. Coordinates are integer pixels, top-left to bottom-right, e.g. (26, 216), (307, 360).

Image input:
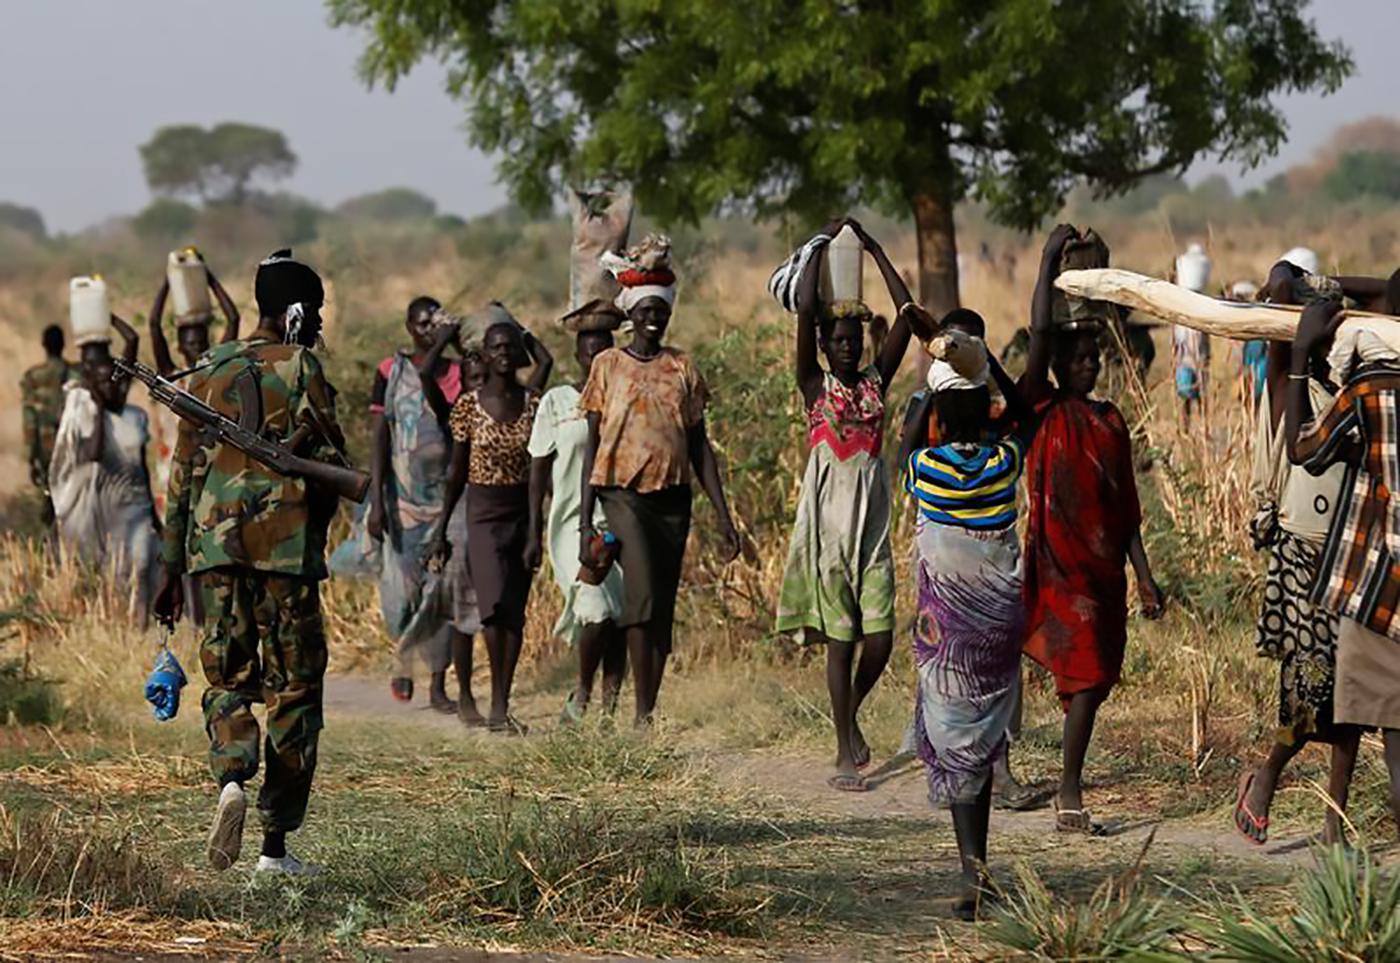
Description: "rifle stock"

(114, 356), (370, 504)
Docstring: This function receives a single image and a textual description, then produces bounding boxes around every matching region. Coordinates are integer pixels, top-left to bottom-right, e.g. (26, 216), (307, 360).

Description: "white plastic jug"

(167, 248), (212, 323)
(1175, 243), (1212, 294)
(821, 225), (864, 304)
(69, 276), (111, 346)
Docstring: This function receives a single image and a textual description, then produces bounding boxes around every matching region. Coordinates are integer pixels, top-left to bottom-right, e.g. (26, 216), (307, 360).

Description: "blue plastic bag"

(144, 644), (187, 722)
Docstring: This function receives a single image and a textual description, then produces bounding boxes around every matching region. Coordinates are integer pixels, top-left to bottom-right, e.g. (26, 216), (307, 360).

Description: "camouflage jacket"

(161, 337), (344, 580)
(21, 356), (77, 472)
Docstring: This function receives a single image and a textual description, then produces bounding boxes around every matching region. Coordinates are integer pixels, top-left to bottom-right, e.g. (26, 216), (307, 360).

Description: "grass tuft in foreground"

(984, 832), (1186, 961)
(1204, 844), (1400, 962)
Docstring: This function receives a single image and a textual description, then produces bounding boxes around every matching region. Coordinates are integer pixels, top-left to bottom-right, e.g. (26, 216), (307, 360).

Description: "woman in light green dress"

(527, 311), (627, 720)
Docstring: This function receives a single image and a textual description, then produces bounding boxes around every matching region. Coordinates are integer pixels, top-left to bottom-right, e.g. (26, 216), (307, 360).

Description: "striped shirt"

(1296, 368), (1400, 642)
(905, 438), (1024, 530)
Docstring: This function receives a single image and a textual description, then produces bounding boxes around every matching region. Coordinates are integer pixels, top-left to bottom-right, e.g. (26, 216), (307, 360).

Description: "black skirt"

(597, 485), (692, 652)
(466, 483), (531, 630)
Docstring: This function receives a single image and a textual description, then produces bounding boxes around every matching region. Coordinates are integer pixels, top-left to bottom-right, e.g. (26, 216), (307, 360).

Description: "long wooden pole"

(1054, 268), (1400, 347)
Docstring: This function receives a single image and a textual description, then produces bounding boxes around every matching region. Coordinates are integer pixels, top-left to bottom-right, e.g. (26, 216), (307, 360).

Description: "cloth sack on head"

(768, 233), (832, 314)
(569, 188), (633, 310)
(1280, 247), (1320, 276)
(455, 301), (522, 353)
(602, 234), (676, 313)
(927, 330), (990, 393)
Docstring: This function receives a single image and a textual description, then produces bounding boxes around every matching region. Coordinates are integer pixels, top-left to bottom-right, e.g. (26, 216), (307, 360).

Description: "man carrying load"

(154, 249), (347, 877)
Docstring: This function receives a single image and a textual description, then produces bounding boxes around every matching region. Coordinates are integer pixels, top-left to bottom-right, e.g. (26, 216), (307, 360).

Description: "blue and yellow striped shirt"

(905, 439), (1023, 531)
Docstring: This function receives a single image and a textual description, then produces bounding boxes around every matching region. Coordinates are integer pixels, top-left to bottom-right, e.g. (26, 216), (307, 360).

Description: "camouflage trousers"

(200, 569), (327, 834)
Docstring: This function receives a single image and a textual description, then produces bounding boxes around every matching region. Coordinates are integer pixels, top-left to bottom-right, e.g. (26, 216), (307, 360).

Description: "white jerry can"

(167, 247), (212, 324)
(69, 275), (111, 346)
(821, 224), (864, 304)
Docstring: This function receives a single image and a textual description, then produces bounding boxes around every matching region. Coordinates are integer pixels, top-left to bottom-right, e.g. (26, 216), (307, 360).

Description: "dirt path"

(321, 674), (1317, 868)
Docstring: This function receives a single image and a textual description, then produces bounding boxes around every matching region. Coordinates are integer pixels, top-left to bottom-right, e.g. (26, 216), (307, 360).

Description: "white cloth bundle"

(767, 234), (831, 314)
(1327, 326), (1400, 383)
(927, 331), (990, 393)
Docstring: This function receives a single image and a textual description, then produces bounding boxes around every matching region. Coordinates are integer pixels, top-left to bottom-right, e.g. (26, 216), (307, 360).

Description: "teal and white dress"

(527, 384), (624, 643)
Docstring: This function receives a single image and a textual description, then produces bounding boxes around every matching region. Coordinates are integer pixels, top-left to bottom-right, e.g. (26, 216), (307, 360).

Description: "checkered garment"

(1297, 369), (1400, 642)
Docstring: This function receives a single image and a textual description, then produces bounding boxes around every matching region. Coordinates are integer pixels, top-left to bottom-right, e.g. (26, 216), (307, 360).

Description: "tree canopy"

(329, 0), (1350, 313)
(140, 122), (297, 206)
(0, 202), (46, 240)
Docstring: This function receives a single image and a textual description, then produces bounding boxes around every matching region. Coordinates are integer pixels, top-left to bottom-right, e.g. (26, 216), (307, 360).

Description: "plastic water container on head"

(1175, 243), (1212, 294)
(821, 225), (863, 304)
(167, 248), (212, 325)
(69, 276), (111, 346)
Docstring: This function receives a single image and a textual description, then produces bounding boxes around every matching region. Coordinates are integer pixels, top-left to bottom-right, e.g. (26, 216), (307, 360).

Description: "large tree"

(329, 0), (1349, 314)
(140, 122), (297, 206)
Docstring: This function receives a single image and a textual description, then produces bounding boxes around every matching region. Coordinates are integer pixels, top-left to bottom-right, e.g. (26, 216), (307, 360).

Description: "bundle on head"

(560, 298), (626, 334)
(602, 233), (676, 312)
(1054, 228), (1113, 328)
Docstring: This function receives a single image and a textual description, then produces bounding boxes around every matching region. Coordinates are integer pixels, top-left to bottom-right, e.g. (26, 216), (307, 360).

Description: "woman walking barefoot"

(774, 217), (931, 791)
(898, 315), (1032, 920)
(579, 236), (740, 725)
(1021, 225), (1166, 833)
(426, 308), (547, 734)
(526, 303), (628, 722)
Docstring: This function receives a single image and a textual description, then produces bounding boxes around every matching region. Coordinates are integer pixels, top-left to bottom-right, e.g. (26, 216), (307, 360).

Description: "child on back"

(774, 217), (931, 791)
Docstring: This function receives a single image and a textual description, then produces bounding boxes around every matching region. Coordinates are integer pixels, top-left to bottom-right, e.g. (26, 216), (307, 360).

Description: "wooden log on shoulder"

(1054, 268), (1400, 348)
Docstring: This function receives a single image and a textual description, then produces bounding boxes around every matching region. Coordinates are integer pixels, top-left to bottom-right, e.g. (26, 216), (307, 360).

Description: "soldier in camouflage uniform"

(155, 249), (343, 877)
(20, 325), (77, 520)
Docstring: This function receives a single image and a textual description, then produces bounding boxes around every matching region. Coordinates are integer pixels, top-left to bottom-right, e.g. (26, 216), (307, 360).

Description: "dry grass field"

(2, 203), (1399, 960)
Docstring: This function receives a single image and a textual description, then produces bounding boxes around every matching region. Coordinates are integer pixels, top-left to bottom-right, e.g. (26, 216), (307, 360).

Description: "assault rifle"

(113, 356), (370, 504)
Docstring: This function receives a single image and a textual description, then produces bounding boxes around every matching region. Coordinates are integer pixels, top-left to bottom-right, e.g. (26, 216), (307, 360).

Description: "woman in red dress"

(1020, 225), (1166, 832)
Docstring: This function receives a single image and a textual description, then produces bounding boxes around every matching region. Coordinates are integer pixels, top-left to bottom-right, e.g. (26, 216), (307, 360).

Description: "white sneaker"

(255, 852), (325, 877)
(207, 782), (246, 872)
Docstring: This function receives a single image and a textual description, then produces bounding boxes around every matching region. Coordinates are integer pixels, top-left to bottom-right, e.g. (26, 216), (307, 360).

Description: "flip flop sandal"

(1234, 771), (1269, 845)
(559, 693), (586, 726)
(996, 784), (1050, 812)
(827, 772), (869, 793)
(488, 715), (530, 737)
(1054, 802), (1103, 835)
(390, 677), (413, 703)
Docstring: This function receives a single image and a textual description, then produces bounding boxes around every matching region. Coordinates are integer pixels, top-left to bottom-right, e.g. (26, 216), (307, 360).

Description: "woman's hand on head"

(1040, 224), (1078, 271)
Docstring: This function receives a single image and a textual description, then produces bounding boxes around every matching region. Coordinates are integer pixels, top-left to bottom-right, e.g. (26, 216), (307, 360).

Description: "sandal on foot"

(390, 677), (413, 702)
(995, 783), (1050, 812)
(1234, 771), (1269, 845)
(827, 772), (869, 793)
(1054, 802), (1102, 835)
(488, 715), (529, 736)
(559, 692), (586, 726)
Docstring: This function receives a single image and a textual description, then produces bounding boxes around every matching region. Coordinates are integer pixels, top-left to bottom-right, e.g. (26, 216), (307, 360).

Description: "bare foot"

(458, 697), (487, 728)
(851, 722), (872, 770)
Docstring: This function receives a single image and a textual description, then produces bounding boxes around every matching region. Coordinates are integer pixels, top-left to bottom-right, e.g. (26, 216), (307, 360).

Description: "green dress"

(775, 368), (895, 643)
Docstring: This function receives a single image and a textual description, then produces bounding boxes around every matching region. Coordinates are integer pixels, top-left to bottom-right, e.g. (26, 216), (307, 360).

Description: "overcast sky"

(1, 0), (1394, 233)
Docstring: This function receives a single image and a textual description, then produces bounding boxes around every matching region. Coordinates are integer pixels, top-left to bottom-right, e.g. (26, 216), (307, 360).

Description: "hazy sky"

(2, 0), (1395, 233)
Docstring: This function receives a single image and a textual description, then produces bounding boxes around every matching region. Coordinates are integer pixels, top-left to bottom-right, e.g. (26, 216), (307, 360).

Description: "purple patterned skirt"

(912, 518), (1024, 806)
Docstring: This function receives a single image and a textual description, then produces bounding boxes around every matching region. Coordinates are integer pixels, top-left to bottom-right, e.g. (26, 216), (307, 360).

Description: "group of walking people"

(771, 220), (1163, 919)
(359, 232), (739, 734)
(16, 215), (1400, 900)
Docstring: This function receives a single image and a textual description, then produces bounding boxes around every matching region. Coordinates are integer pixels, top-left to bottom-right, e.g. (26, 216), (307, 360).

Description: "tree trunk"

(912, 189), (960, 318)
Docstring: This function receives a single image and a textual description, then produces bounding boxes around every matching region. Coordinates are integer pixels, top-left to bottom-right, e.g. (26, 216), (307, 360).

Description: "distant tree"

(132, 198), (199, 241)
(0, 202), (46, 240)
(329, 0), (1350, 316)
(139, 123), (297, 205)
(1323, 151), (1400, 202)
(337, 187), (438, 221)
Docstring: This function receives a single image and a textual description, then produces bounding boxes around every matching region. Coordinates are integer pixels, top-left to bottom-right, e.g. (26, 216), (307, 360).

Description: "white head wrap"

(926, 330), (990, 393)
(615, 283), (676, 313)
(1280, 247), (1320, 275)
